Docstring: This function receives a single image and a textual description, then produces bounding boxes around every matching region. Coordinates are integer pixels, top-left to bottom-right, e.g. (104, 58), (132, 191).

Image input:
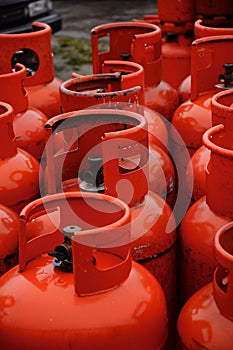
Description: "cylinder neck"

(213, 222), (233, 320)
(0, 63), (28, 113)
(0, 102), (17, 159)
(45, 109), (149, 207)
(101, 60), (145, 91)
(91, 22), (162, 88)
(195, 18), (233, 39)
(161, 21), (194, 45)
(190, 36), (233, 101)
(211, 89), (233, 130)
(19, 192), (131, 296)
(0, 22), (54, 86)
(203, 124), (233, 218)
(60, 72), (144, 113)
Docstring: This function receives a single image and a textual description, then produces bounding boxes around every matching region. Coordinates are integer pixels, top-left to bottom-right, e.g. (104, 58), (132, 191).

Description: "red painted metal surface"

(42, 108), (177, 348)
(160, 21), (193, 90)
(154, 0), (195, 90)
(0, 63), (48, 161)
(70, 60), (169, 152)
(189, 88), (233, 202)
(133, 20), (193, 91)
(177, 221), (233, 349)
(60, 66), (176, 203)
(0, 102), (40, 214)
(195, 0), (233, 18)
(90, 21), (179, 121)
(43, 109), (149, 204)
(195, 18), (233, 39)
(149, 143), (176, 208)
(171, 91), (213, 157)
(178, 18), (233, 103)
(158, 0), (195, 24)
(0, 22), (62, 118)
(171, 35), (233, 160)
(178, 74), (191, 103)
(0, 203), (20, 277)
(62, 67), (144, 110)
(0, 192), (168, 350)
(179, 123), (233, 307)
(132, 15), (194, 91)
(187, 144), (210, 202)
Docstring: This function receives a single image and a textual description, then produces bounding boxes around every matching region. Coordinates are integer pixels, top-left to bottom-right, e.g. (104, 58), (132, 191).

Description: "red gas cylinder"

(0, 203), (20, 277)
(42, 108), (177, 348)
(0, 102), (39, 214)
(0, 63), (48, 161)
(90, 21), (179, 121)
(0, 22), (62, 118)
(60, 67), (176, 205)
(179, 123), (233, 307)
(159, 21), (194, 90)
(0, 192), (168, 350)
(177, 221), (233, 350)
(195, 0), (233, 19)
(134, 3), (195, 91)
(70, 60), (169, 153)
(132, 17), (194, 91)
(189, 87), (233, 202)
(171, 35), (233, 161)
(156, 0), (195, 90)
(178, 18), (233, 103)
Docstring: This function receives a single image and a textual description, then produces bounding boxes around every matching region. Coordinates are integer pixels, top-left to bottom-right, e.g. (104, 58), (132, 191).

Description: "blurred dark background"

(52, 0), (158, 39)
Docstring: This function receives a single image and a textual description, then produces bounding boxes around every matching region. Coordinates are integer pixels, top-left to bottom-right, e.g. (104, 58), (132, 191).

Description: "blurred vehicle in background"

(0, 0), (62, 34)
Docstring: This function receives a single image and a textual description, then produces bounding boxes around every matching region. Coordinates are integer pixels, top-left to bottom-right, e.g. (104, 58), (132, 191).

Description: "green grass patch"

(52, 37), (93, 66)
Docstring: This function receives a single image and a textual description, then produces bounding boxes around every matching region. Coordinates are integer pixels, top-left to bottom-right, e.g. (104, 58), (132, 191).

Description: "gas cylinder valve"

(79, 157), (104, 192)
(217, 63), (233, 89)
(120, 53), (131, 61)
(48, 225), (82, 272)
(12, 49), (39, 77)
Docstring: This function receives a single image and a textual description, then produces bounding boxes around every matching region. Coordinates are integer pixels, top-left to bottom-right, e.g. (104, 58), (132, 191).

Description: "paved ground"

(53, 0), (158, 40)
(51, 0), (158, 80)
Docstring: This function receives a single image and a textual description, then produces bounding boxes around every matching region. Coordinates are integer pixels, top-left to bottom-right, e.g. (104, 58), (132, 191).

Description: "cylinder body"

(0, 203), (20, 276)
(177, 221), (233, 349)
(0, 192), (168, 350)
(179, 123), (233, 306)
(0, 63), (48, 160)
(42, 108), (177, 348)
(190, 88), (233, 202)
(0, 102), (40, 213)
